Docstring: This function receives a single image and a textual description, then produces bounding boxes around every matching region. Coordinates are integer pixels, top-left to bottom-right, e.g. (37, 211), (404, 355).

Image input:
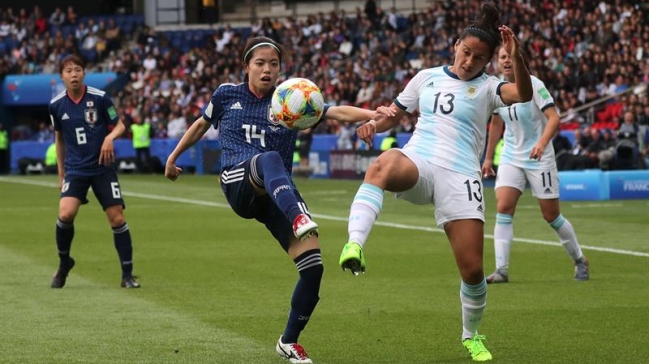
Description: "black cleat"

(51, 258), (75, 288)
(121, 276), (141, 288)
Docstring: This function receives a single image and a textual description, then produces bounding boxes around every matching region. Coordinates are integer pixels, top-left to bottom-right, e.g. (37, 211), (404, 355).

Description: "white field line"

(3, 177), (648, 258)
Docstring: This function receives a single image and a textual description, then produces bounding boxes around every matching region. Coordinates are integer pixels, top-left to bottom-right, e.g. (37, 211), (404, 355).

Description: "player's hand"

(357, 120), (377, 148)
(499, 25), (519, 57)
(482, 159), (495, 178)
(99, 138), (115, 166)
(373, 105), (395, 120)
(165, 162), (182, 181)
(58, 175), (64, 191)
(530, 142), (545, 160)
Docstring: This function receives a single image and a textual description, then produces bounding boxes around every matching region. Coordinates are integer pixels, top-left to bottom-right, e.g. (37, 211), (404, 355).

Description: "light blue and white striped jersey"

(496, 76), (556, 170)
(395, 66), (507, 177)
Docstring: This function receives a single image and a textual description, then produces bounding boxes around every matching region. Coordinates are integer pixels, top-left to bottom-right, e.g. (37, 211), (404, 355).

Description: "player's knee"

(542, 210), (560, 224)
(107, 212), (125, 227)
(458, 258), (483, 283)
(496, 200), (515, 215)
(366, 155), (395, 180)
(58, 214), (74, 224)
(58, 210), (76, 223)
(260, 150), (282, 164)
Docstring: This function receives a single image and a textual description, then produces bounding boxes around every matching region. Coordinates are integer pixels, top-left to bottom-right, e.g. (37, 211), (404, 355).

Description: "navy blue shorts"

(220, 158), (308, 252)
(61, 169), (125, 210)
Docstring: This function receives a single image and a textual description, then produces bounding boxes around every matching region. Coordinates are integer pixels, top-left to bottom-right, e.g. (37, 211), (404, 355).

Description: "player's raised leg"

(252, 152), (318, 240)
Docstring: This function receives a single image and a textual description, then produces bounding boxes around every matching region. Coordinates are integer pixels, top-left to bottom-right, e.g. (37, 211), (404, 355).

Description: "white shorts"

(395, 149), (485, 228)
(495, 163), (560, 199)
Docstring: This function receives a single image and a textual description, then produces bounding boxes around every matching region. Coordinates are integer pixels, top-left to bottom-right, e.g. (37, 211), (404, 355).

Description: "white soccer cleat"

(276, 336), (313, 363)
(293, 214), (318, 241)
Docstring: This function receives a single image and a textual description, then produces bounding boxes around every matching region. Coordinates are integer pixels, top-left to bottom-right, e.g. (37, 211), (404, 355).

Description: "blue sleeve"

(312, 103), (332, 129)
(48, 103), (61, 131)
(103, 95), (119, 125)
(202, 88), (224, 128)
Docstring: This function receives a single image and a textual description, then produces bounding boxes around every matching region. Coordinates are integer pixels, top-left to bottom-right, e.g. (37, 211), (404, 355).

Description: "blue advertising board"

(607, 170), (649, 199)
(558, 170), (609, 201)
(2, 73), (117, 105)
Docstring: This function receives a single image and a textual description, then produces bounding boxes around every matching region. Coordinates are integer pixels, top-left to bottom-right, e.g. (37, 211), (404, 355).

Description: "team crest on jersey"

(268, 106), (280, 126)
(86, 101), (94, 107)
(84, 107), (97, 126)
(466, 86), (478, 97)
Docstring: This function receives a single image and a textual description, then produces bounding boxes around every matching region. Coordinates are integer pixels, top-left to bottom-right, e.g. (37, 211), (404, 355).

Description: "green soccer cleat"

(463, 335), (493, 362)
(339, 241), (366, 275)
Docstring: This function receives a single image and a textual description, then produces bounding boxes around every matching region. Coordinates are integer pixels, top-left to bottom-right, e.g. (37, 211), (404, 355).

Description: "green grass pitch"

(0, 174), (647, 363)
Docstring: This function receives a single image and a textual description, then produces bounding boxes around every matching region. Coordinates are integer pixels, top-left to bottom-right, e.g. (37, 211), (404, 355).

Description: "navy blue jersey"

(49, 86), (119, 176)
(203, 83), (329, 174)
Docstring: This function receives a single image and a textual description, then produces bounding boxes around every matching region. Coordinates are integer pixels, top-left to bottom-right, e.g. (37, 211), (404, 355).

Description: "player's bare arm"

(54, 131), (66, 189)
(498, 25), (533, 104)
(99, 119), (126, 166)
(325, 104), (394, 123)
(482, 114), (504, 176)
(165, 117), (212, 180)
(357, 104), (404, 148)
(530, 106), (560, 160)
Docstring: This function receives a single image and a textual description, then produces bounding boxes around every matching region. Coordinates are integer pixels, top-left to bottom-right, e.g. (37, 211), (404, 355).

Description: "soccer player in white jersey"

(338, 3), (533, 361)
(481, 47), (589, 283)
(165, 36), (392, 364)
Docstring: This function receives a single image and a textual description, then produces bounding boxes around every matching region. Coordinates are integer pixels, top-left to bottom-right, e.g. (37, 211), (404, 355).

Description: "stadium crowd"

(1, 0), (649, 169)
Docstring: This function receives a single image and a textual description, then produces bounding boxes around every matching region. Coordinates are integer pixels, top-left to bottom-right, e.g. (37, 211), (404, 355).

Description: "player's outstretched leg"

(462, 335), (493, 362)
(276, 336), (312, 364)
(339, 241), (366, 275)
(51, 257), (75, 288)
(293, 214), (318, 241)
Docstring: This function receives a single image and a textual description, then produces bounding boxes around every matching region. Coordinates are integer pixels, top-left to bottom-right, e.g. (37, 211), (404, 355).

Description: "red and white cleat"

(293, 214), (318, 241)
(276, 336), (313, 364)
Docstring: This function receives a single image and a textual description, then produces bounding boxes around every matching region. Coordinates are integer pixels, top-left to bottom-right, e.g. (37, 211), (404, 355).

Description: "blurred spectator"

(154, 122), (168, 139)
(297, 128), (313, 169)
(336, 121), (355, 150)
(167, 111), (187, 139)
(48, 7), (65, 27)
(0, 122), (9, 174)
(65, 6), (77, 26)
(34, 121), (54, 143)
(586, 128), (608, 168)
(597, 129), (619, 170)
(553, 128), (573, 171)
(130, 118), (153, 173)
(44, 142), (57, 174)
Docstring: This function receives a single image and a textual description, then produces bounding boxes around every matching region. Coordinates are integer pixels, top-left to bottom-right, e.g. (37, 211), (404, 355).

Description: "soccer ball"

(271, 77), (325, 130)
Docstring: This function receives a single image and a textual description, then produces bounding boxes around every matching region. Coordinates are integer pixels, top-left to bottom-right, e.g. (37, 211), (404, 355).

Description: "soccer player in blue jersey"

(49, 55), (139, 289)
(338, 3), (533, 361)
(481, 47), (589, 283)
(164, 36), (391, 363)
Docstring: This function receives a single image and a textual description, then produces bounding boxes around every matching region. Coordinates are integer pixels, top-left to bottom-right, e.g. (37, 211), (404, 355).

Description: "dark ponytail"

(459, 2), (501, 54)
